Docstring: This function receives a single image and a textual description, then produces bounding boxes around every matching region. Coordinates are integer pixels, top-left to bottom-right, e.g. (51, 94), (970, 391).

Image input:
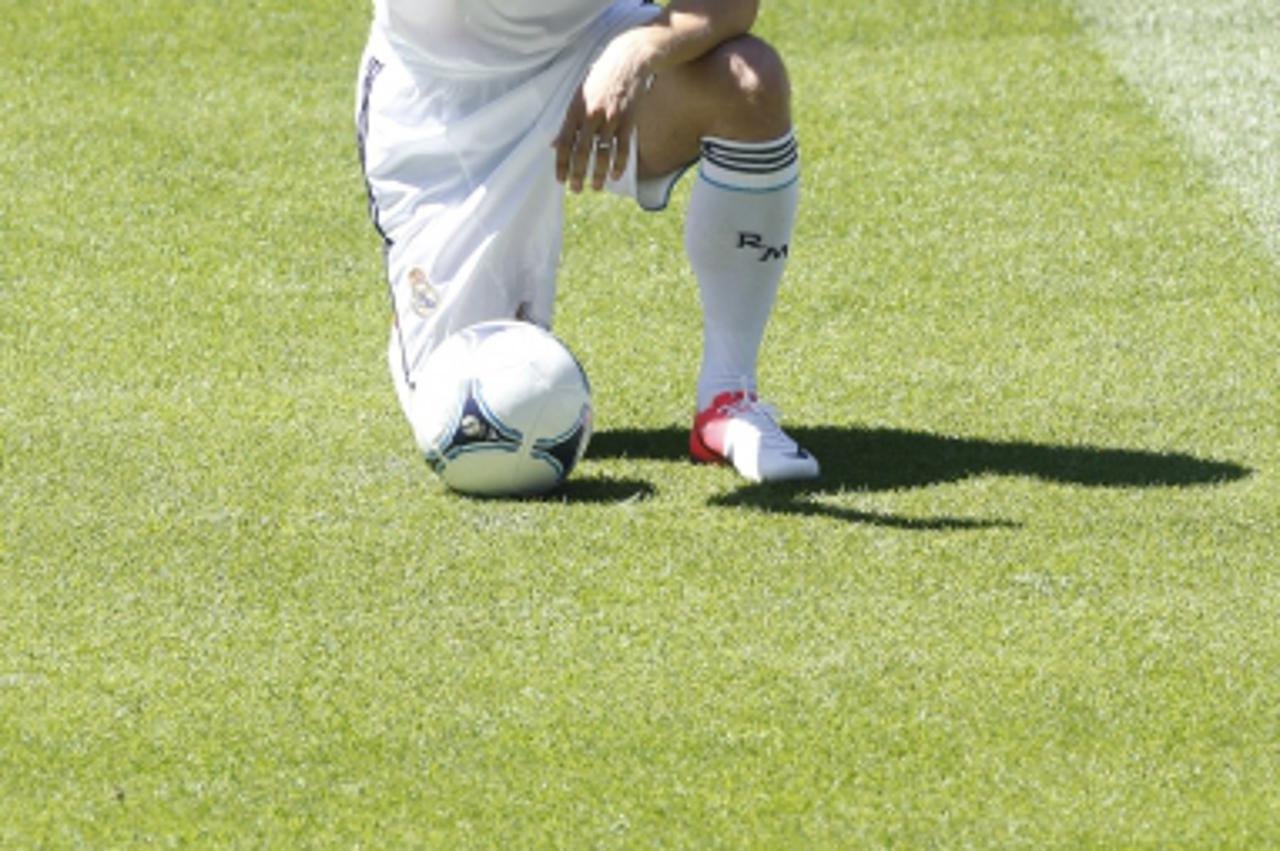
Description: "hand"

(554, 30), (654, 193)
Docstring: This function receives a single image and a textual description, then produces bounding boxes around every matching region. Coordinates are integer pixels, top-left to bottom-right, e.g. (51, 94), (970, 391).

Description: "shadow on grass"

(469, 476), (656, 505)
(548, 476), (656, 504)
(589, 425), (1251, 528)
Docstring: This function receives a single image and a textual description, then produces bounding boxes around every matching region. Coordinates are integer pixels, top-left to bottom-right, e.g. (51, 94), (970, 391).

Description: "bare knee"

(702, 35), (792, 140)
(635, 35), (792, 176)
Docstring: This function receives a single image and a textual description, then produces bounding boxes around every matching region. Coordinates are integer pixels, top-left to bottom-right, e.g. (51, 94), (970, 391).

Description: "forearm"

(626, 0), (760, 75)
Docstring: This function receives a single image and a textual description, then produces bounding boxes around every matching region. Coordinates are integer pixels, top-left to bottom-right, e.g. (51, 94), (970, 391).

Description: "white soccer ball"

(409, 321), (593, 497)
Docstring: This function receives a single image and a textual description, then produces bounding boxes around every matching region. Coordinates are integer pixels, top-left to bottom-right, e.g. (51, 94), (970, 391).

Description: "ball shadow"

(548, 475), (656, 504)
(464, 475), (655, 505)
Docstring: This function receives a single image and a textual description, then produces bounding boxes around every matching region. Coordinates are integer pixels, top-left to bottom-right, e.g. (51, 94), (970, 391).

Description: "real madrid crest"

(407, 267), (440, 318)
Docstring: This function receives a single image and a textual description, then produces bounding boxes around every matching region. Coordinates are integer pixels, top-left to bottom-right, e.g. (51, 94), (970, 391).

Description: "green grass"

(3, 0), (1278, 845)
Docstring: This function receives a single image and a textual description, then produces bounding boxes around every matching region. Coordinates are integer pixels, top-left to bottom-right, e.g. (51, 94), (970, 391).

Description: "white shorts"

(355, 0), (683, 444)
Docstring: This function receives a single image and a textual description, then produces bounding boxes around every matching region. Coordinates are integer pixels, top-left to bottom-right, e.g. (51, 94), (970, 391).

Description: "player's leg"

(634, 35), (819, 482)
(356, 29), (568, 454)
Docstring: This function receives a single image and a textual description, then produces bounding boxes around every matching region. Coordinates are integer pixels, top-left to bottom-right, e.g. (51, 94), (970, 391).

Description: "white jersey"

(375, 0), (617, 75)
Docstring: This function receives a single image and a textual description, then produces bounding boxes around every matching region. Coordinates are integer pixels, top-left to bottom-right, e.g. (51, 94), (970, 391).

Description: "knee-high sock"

(684, 131), (800, 410)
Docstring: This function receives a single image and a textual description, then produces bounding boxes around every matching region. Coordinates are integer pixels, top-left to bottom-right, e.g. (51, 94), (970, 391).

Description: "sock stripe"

(701, 137), (798, 174)
(701, 137), (797, 158)
(698, 170), (800, 194)
(699, 133), (800, 192)
(702, 150), (799, 175)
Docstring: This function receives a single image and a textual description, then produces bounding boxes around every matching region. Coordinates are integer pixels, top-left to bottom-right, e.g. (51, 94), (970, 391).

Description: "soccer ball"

(409, 321), (593, 497)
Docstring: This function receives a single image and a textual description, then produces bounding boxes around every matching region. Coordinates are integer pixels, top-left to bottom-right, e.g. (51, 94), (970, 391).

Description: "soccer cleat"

(690, 390), (820, 482)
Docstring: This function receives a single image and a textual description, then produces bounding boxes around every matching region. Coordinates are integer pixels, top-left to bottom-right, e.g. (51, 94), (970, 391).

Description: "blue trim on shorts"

(356, 54), (417, 390)
(356, 56), (390, 246)
(638, 160), (696, 213)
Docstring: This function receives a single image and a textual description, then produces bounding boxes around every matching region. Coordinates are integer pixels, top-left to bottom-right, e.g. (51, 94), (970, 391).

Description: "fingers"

(610, 115), (634, 183)
(569, 123), (599, 193)
(554, 99), (634, 192)
(590, 134), (618, 192)
(554, 95), (585, 186)
(558, 128), (628, 193)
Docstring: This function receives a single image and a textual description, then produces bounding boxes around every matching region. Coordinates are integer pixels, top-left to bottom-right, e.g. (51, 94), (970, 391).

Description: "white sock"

(685, 131), (800, 411)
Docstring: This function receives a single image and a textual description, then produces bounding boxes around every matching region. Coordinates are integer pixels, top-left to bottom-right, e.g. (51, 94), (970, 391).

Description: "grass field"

(3, 0), (1278, 845)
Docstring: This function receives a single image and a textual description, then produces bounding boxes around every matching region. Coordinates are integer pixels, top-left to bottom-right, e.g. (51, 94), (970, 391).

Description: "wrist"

(613, 25), (665, 77)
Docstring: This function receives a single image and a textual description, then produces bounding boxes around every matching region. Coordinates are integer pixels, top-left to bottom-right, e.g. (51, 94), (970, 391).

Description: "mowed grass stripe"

(1072, 0), (1280, 258)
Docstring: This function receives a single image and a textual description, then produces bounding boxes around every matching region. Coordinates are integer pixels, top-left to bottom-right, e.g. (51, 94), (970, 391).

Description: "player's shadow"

(589, 425), (1251, 528)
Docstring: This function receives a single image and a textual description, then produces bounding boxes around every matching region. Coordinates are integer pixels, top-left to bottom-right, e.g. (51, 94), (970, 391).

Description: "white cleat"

(690, 390), (820, 482)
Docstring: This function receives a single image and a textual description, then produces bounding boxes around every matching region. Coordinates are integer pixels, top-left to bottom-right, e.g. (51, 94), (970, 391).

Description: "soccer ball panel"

(408, 321), (592, 496)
